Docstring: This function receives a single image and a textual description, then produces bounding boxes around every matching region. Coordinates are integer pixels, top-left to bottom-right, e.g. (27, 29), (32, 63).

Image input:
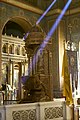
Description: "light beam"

(36, 0), (57, 25)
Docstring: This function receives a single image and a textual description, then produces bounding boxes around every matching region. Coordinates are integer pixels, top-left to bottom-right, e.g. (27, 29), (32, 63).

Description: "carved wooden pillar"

(49, 51), (53, 100)
(27, 54), (32, 76)
(37, 51), (44, 74)
(30, 56), (33, 75)
(27, 50), (36, 76)
(32, 54), (36, 74)
(25, 60), (28, 75)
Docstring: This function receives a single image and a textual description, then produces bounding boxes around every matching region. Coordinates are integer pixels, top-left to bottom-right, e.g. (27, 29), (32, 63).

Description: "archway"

(1, 17), (32, 100)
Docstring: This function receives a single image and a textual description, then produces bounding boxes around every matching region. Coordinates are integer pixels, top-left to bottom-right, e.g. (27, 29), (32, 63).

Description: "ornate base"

(21, 74), (51, 103)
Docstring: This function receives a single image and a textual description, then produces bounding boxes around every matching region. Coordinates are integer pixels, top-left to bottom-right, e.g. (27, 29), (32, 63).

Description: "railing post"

(74, 107), (79, 120)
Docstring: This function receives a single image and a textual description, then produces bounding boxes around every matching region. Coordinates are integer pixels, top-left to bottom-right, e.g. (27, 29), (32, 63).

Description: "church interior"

(0, 0), (80, 119)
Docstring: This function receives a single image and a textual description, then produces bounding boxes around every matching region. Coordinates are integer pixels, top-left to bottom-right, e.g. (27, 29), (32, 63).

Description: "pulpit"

(21, 25), (53, 103)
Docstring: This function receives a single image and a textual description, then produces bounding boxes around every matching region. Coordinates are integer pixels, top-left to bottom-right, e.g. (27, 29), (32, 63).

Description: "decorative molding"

(47, 7), (80, 16)
(47, 9), (62, 16)
(44, 107), (63, 119)
(1, 0), (80, 16)
(66, 7), (80, 15)
(2, 35), (27, 62)
(0, 0), (43, 14)
(12, 109), (36, 120)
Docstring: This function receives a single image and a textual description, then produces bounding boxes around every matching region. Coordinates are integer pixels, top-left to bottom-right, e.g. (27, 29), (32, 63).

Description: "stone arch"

(1, 16), (45, 55)
(1, 16), (33, 59)
(1, 16), (45, 88)
(1, 15), (45, 38)
(1, 16), (34, 35)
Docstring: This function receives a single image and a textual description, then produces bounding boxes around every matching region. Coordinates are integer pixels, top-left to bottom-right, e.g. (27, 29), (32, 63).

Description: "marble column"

(12, 62), (14, 87)
(9, 61), (12, 86)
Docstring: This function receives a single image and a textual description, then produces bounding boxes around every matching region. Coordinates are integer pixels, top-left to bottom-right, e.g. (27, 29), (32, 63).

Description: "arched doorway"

(2, 17), (32, 100)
